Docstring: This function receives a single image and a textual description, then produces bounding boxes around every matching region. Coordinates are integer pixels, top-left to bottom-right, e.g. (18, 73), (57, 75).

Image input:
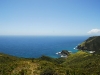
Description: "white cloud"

(87, 29), (100, 34)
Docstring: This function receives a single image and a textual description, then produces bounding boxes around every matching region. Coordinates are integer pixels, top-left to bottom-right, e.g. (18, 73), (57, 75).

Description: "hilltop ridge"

(77, 36), (100, 53)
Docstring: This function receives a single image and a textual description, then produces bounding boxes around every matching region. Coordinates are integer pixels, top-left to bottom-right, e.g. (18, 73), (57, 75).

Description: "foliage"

(39, 55), (55, 62)
(0, 51), (100, 75)
(77, 36), (100, 53)
(40, 67), (57, 75)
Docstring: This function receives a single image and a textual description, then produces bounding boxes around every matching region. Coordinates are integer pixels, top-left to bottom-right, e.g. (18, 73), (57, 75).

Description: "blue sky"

(0, 0), (100, 36)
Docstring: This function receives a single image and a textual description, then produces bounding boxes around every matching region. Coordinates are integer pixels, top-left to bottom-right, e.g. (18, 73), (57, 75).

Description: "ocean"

(0, 36), (88, 58)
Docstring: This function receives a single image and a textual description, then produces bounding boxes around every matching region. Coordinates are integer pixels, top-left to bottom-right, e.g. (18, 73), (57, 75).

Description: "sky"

(0, 0), (100, 36)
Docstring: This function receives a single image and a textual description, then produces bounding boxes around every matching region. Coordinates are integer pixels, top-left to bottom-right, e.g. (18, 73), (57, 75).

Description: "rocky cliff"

(77, 36), (100, 53)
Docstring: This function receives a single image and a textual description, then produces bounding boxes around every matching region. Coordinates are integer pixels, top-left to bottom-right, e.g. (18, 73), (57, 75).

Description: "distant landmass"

(77, 36), (100, 54)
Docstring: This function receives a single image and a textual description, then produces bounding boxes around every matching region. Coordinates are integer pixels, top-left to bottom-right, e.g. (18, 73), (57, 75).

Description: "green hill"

(0, 36), (100, 75)
(0, 51), (100, 75)
(77, 36), (100, 53)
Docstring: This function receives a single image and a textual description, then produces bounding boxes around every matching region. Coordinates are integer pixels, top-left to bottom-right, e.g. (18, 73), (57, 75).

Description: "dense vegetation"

(0, 51), (100, 75)
(77, 36), (100, 53)
(0, 36), (100, 75)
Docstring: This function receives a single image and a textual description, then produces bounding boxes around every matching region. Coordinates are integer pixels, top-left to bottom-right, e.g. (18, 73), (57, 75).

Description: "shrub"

(40, 67), (57, 75)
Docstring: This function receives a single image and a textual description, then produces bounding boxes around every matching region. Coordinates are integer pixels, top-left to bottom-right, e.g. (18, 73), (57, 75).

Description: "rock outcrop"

(61, 50), (70, 56)
(56, 50), (70, 57)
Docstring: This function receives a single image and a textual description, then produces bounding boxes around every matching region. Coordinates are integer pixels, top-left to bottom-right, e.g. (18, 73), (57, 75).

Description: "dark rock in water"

(61, 50), (70, 56)
(56, 50), (70, 57)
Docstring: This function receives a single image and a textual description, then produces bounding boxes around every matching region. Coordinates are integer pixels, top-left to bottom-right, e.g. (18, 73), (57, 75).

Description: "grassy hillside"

(0, 51), (100, 75)
(77, 36), (100, 53)
(0, 53), (40, 75)
(0, 36), (100, 75)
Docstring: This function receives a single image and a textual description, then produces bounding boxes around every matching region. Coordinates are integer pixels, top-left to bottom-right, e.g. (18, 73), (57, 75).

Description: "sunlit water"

(0, 36), (88, 58)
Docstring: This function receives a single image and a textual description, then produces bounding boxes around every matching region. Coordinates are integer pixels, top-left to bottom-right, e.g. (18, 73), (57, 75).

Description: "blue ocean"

(0, 36), (88, 58)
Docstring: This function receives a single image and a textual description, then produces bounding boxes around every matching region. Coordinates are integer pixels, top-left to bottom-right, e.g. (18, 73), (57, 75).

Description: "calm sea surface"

(0, 36), (88, 58)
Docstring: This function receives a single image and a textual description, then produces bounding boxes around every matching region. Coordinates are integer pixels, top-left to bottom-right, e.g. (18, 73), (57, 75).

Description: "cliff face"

(77, 36), (100, 53)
